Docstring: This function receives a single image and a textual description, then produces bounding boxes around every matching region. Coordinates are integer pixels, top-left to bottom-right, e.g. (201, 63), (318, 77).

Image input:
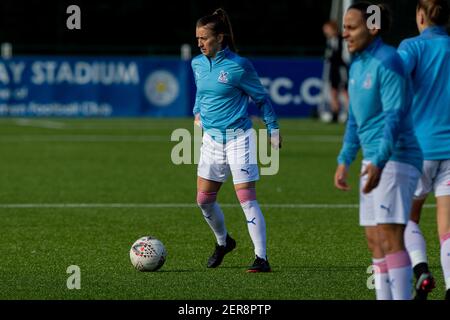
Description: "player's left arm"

(239, 60), (281, 149)
(397, 40), (418, 76)
(371, 65), (408, 170)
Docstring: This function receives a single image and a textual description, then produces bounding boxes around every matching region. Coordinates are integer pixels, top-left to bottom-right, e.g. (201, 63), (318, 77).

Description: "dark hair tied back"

(197, 8), (237, 52)
(348, 2), (392, 38)
(418, 0), (450, 26)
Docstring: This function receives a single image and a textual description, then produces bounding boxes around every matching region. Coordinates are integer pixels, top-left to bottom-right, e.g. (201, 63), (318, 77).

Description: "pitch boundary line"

(0, 203), (437, 209)
(0, 135), (342, 143)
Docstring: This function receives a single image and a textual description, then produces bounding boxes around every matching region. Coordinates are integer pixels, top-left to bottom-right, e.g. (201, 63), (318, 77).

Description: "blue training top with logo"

(397, 26), (450, 161)
(337, 38), (423, 172)
(191, 47), (279, 142)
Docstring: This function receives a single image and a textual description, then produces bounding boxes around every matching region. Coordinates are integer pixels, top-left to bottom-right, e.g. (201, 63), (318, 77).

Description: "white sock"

(373, 258), (392, 300)
(386, 251), (413, 300)
(241, 200), (267, 259)
(199, 202), (227, 246)
(440, 234), (450, 290)
(404, 220), (428, 267)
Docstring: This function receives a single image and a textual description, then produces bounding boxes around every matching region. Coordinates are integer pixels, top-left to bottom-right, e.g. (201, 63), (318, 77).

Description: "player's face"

(343, 9), (375, 54)
(323, 24), (336, 38)
(196, 26), (223, 58)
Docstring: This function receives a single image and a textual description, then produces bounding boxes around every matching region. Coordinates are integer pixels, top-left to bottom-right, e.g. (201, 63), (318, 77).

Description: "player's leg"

(437, 196), (450, 300)
(378, 223), (413, 300)
(366, 226), (392, 300)
(341, 87), (349, 113)
(197, 177), (227, 245)
(228, 129), (270, 272)
(405, 197), (435, 299)
(234, 181), (270, 272)
(197, 177), (236, 268)
(327, 67), (341, 123)
(435, 160), (450, 299)
(374, 161), (421, 300)
(405, 161), (439, 297)
(197, 133), (235, 268)
(235, 181), (266, 259)
(360, 161), (391, 299)
(329, 87), (340, 123)
(337, 67), (349, 123)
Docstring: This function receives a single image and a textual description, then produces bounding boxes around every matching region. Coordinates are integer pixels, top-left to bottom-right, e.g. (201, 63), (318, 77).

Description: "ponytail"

(197, 8), (237, 52)
(418, 0), (450, 26)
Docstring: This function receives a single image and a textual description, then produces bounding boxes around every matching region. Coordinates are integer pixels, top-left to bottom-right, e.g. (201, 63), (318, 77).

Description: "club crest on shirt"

(363, 73), (373, 89)
(218, 70), (229, 83)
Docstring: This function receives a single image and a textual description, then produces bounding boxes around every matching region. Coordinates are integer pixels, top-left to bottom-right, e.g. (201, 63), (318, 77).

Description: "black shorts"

(329, 66), (347, 90)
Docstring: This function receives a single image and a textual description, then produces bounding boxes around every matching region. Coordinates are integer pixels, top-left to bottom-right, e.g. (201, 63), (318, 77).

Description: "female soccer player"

(334, 3), (423, 300)
(192, 8), (281, 272)
(398, 0), (450, 300)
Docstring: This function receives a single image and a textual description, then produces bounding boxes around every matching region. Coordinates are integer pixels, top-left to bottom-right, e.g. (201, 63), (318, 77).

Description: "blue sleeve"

(193, 92), (200, 115)
(191, 61), (200, 115)
(397, 40), (417, 76)
(371, 67), (408, 168)
(239, 60), (279, 133)
(337, 104), (360, 166)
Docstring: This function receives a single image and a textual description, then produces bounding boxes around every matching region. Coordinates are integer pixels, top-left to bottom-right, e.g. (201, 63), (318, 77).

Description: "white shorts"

(414, 160), (450, 199)
(197, 129), (259, 184)
(359, 161), (421, 227)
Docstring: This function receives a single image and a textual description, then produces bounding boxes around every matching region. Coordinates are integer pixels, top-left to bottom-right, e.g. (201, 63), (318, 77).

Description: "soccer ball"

(129, 236), (167, 272)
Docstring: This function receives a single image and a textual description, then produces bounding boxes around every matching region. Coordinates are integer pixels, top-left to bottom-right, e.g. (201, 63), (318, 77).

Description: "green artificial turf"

(0, 118), (443, 300)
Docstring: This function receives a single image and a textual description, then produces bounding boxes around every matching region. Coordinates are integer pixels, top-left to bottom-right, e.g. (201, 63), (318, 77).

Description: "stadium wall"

(0, 56), (323, 118)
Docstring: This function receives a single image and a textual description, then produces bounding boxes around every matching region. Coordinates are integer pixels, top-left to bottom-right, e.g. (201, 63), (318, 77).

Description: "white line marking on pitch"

(15, 119), (67, 129)
(0, 135), (341, 143)
(0, 135), (171, 142)
(0, 203), (437, 209)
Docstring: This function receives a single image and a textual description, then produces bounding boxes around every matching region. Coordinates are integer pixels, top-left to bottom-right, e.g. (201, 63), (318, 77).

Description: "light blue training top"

(191, 47), (279, 142)
(398, 26), (450, 160)
(338, 38), (423, 172)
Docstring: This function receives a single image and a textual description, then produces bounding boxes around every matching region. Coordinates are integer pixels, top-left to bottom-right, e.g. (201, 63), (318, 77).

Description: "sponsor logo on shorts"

(380, 204), (391, 215)
(241, 168), (250, 175)
(247, 217), (256, 225)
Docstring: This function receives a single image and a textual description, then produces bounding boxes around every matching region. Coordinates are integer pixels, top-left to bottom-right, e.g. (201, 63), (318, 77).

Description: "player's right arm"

(192, 59), (202, 127)
(193, 92), (202, 127)
(335, 105), (360, 191)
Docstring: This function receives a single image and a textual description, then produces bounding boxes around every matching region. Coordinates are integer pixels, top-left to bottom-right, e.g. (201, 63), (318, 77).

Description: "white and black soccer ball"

(130, 236), (167, 272)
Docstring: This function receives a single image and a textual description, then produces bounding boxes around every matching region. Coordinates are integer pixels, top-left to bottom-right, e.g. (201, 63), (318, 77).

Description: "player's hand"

(360, 163), (382, 194)
(334, 164), (350, 191)
(194, 114), (202, 128)
(270, 130), (282, 150)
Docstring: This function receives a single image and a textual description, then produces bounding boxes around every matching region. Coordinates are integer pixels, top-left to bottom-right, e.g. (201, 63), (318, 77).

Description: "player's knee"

(236, 188), (256, 205)
(440, 232), (450, 246)
(197, 191), (217, 208)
